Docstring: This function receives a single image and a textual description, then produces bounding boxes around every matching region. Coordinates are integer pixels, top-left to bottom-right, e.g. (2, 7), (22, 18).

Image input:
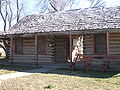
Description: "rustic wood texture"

(54, 35), (68, 63)
(12, 36), (54, 63)
(107, 32), (110, 55)
(10, 36), (13, 64)
(109, 33), (120, 55)
(69, 34), (72, 65)
(82, 33), (120, 71)
(35, 34), (39, 65)
(83, 35), (94, 54)
(5, 6), (120, 35)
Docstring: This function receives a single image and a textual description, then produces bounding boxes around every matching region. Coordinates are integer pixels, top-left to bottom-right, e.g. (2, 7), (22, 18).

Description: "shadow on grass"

(0, 64), (40, 72)
(0, 63), (120, 79)
(45, 68), (120, 79)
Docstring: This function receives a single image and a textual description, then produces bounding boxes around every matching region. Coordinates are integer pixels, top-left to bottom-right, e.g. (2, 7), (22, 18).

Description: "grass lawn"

(0, 64), (40, 75)
(0, 68), (120, 90)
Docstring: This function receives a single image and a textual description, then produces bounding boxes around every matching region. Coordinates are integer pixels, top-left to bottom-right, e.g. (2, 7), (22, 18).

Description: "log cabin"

(0, 6), (120, 71)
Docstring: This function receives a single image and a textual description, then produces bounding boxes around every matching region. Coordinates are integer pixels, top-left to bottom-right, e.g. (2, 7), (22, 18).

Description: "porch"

(6, 32), (120, 71)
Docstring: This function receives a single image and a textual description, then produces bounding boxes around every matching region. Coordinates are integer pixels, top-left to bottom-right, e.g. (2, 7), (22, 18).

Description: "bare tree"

(50, 0), (74, 11)
(16, 0), (23, 23)
(7, 0), (13, 29)
(0, 0), (24, 31)
(88, 0), (105, 7)
(36, 0), (105, 13)
(0, 0), (24, 60)
(36, 0), (75, 12)
(0, 0), (8, 32)
(0, 0), (9, 60)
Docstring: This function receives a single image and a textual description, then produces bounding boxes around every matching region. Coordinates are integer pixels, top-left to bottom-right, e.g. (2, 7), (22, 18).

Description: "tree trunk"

(0, 39), (10, 61)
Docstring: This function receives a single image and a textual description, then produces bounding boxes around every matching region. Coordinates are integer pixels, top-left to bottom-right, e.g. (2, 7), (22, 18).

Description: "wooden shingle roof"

(3, 6), (120, 35)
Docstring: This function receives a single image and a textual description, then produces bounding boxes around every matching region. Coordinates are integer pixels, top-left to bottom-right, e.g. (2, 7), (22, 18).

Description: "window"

(38, 37), (46, 54)
(15, 38), (23, 54)
(95, 34), (107, 54)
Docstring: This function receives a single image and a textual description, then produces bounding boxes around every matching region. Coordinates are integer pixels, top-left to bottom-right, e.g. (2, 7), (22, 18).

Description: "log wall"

(109, 33), (120, 70)
(82, 33), (120, 71)
(109, 33), (120, 55)
(12, 36), (54, 64)
(54, 35), (68, 63)
(83, 35), (94, 55)
(38, 36), (54, 63)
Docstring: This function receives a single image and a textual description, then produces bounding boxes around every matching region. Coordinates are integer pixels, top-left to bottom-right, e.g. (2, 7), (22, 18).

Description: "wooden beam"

(35, 34), (39, 65)
(10, 36), (13, 64)
(69, 34), (72, 65)
(107, 32), (110, 55)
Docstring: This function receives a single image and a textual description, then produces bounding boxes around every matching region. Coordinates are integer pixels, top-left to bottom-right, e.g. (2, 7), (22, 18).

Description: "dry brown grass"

(0, 68), (120, 90)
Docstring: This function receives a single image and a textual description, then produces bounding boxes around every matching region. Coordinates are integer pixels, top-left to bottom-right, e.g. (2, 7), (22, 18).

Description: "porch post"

(69, 34), (72, 65)
(35, 34), (39, 65)
(10, 36), (13, 64)
(107, 32), (110, 55)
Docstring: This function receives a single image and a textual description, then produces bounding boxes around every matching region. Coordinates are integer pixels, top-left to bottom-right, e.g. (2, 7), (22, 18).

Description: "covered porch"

(6, 30), (120, 71)
(69, 32), (120, 71)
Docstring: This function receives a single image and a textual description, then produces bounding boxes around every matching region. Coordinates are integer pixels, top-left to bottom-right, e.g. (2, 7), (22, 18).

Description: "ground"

(0, 64), (39, 75)
(0, 68), (120, 90)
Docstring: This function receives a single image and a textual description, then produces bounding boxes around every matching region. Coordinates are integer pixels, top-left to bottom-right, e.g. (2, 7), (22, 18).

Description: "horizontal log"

(40, 60), (53, 63)
(54, 39), (67, 41)
(46, 50), (53, 53)
(109, 37), (120, 39)
(23, 40), (35, 42)
(23, 39), (34, 41)
(110, 33), (120, 36)
(38, 55), (53, 57)
(55, 42), (67, 44)
(83, 42), (94, 44)
(109, 39), (120, 41)
(109, 34), (120, 36)
(23, 50), (35, 52)
(110, 44), (120, 47)
(84, 48), (94, 50)
(23, 43), (35, 45)
(23, 53), (35, 55)
(84, 37), (94, 40)
(110, 41), (120, 43)
(84, 46), (94, 48)
(109, 52), (120, 54)
(13, 56), (36, 58)
(13, 54), (21, 56)
(54, 54), (66, 56)
(13, 60), (35, 63)
(110, 49), (120, 52)
(13, 58), (24, 60)
(23, 47), (35, 49)
(84, 51), (93, 54)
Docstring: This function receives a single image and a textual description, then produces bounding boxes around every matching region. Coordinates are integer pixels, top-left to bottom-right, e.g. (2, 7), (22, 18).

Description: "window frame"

(94, 34), (107, 55)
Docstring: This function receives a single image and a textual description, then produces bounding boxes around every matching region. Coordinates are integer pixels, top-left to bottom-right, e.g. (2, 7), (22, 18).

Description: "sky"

(0, 0), (120, 31)
(11, 0), (120, 15)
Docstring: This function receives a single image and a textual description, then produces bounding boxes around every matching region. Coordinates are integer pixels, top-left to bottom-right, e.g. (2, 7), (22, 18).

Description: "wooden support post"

(69, 34), (72, 65)
(35, 34), (39, 66)
(107, 32), (110, 55)
(106, 32), (110, 69)
(10, 36), (13, 64)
